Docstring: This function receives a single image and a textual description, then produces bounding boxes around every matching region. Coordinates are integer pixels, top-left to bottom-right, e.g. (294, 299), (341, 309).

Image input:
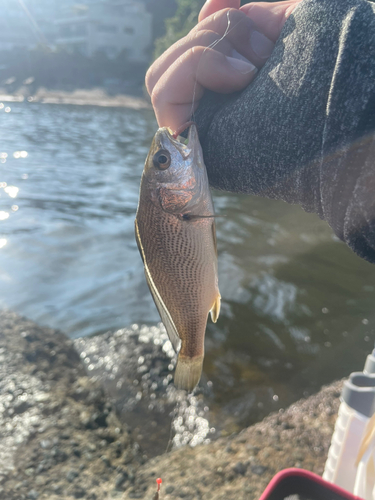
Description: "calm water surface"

(1, 102), (375, 434)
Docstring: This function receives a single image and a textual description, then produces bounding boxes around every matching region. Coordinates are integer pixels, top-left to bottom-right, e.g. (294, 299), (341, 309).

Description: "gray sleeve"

(194, 0), (375, 264)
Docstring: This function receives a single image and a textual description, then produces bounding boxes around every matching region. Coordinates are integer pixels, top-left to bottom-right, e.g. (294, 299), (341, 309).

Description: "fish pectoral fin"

(210, 293), (221, 323)
(135, 220), (181, 352)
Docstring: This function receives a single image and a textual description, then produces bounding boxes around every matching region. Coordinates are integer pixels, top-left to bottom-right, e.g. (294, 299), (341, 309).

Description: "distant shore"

(0, 309), (342, 500)
(0, 87), (151, 110)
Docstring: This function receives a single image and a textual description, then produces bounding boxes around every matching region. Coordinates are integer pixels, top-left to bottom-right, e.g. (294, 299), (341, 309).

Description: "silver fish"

(135, 124), (221, 391)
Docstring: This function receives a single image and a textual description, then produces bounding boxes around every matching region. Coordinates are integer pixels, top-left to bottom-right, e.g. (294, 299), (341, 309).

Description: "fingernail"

(226, 55), (257, 75)
(250, 31), (274, 59)
(231, 49), (251, 63)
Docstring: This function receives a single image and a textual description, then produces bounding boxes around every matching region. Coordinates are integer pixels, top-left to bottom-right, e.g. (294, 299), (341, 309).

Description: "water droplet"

(322, 307), (329, 314)
(0, 238), (7, 248)
(11, 205), (18, 212)
(362, 319), (369, 325)
(21, 174), (28, 180)
(5, 107), (11, 113)
(273, 395), (279, 401)
(13, 152), (20, 159)
(0, 103), (3, 109)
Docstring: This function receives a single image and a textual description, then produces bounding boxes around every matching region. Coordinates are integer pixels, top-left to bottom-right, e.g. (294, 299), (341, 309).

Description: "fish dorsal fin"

(210, 293), (221, 323)
(135, 220), (181, 352)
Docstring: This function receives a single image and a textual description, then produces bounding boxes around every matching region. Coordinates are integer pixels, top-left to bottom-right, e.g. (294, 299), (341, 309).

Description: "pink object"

(259, 468), (365, 500)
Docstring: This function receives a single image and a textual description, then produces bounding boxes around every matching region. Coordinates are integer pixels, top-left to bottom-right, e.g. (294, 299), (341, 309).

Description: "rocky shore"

(0, 310), (342, 500)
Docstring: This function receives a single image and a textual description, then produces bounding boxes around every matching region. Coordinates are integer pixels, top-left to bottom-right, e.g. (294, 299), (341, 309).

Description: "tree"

(153, 0), (205, 58)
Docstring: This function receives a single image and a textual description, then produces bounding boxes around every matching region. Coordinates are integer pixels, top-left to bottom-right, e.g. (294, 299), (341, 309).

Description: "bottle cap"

(342, 372), (375, 417)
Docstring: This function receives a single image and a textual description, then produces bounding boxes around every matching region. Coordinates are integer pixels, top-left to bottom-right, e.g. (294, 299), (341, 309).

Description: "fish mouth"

(154, 123), (198, 157)
(172, 121), (195, 140)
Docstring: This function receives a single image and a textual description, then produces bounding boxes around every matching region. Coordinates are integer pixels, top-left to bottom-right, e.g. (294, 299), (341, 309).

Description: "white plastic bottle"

(323, 350), (375, 494)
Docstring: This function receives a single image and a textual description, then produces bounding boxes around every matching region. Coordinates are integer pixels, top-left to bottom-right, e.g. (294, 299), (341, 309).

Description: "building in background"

(0, 0), (152, 63)
(55, 1), (152, 62)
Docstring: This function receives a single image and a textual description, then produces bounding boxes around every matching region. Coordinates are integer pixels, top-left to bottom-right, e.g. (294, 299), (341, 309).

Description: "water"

(1, 101), (375, 438)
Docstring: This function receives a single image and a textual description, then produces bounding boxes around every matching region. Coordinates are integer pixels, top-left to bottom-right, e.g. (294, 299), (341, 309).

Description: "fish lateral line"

(178, 213), (226, 221)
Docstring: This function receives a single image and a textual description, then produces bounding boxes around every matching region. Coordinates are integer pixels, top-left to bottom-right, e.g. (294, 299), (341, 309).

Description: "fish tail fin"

(174, 354), (204, 392)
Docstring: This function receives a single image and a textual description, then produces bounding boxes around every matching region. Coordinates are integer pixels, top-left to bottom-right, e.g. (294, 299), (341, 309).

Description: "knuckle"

(145, 67), (154, 94)
(190, 29), (218, 47)
(150, 87), (162, 108)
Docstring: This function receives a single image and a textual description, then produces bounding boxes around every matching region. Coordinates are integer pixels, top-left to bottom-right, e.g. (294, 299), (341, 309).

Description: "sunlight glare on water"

(1, 101), (375, 437)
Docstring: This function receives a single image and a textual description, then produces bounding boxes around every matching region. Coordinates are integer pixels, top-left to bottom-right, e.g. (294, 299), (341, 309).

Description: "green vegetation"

(154, 0), (205, 59)
(153, 0), (281, 59)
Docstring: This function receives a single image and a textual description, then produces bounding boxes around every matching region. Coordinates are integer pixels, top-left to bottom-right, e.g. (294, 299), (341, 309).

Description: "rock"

(233, 461), (248, 475)
(73, 485), (86, 498)
(115, 472), (129, 490)
(251, 465), (268, 476)
(27, 490), (39, 499)
(101, 455), (111, 467)
(40, 439), (52, 449)
(0, 311), (343, 500)
(66, 469), (79, 482)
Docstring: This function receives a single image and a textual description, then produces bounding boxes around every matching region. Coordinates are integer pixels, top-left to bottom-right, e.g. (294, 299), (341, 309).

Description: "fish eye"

(153, 149), (171, 170)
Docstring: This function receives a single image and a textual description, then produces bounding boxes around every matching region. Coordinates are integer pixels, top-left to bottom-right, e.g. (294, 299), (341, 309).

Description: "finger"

(146, 30), (232, 96)
(240, 0), (301, 42)
(198, 0), (240, 22)
(193, 8), (274, 66)
(151, 46), (257, 132)
(146, 9), (272, 97)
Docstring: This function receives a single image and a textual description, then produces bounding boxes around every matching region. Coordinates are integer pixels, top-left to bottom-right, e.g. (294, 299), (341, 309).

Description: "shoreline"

(0, 88), (151, 110)
(0, 310), (341, 500)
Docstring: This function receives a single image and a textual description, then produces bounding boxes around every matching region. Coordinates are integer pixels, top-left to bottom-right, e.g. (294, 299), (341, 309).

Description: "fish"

(135, 124), (221, 392)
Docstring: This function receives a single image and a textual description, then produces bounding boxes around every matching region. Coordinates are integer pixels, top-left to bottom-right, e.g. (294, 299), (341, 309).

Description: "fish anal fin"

(210, 293), (221, 323)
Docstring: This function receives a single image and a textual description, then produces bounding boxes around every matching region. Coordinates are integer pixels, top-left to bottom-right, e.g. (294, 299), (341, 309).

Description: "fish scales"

(135, 125), (220, 391)
(136, 199), (215, 357)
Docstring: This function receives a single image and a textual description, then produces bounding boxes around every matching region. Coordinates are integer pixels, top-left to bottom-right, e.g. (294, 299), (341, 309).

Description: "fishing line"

(190, 11), (248, 124)
(157, 11), (246, 488)
(164, 392), (182, 455)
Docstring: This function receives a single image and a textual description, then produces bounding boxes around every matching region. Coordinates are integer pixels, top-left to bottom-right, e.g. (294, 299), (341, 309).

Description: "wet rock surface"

(73, 326), (216, 456)
(131, 381), (341, 500)
(0, 311), (144, 500)
(0, 310), (342, 499)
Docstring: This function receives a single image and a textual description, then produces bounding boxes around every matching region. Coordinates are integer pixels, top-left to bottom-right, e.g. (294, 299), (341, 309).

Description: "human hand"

(146, 0), (301, 134)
